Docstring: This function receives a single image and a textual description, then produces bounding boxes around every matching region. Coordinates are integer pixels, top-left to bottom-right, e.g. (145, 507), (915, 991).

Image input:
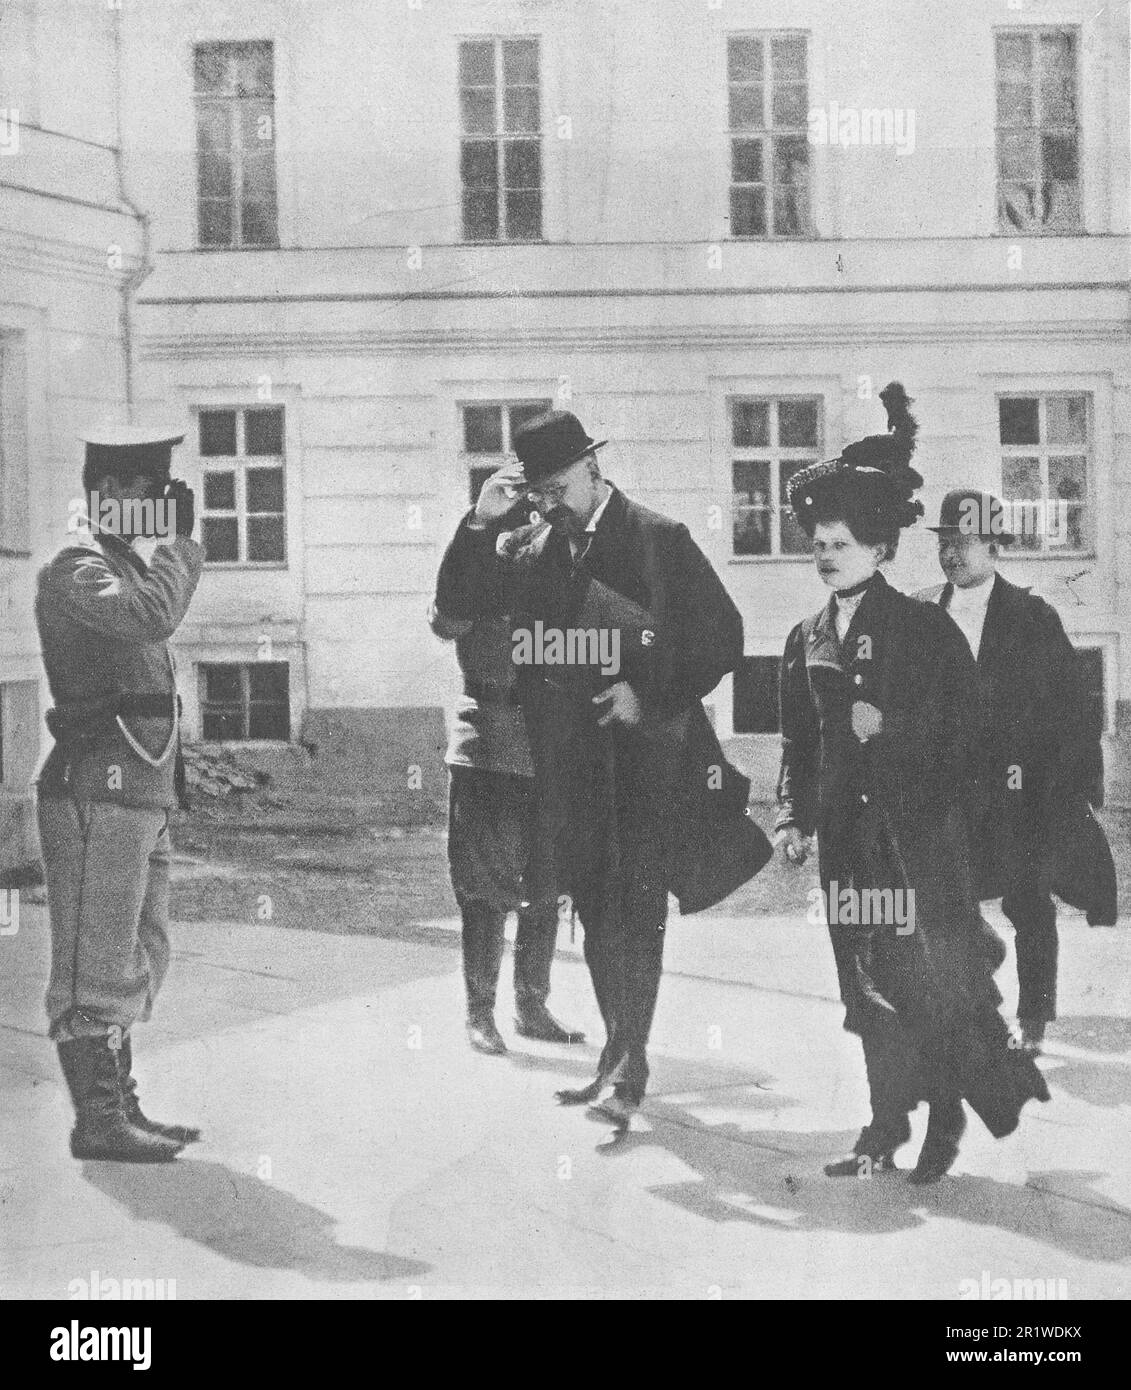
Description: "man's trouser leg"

(39, 797), (171, 1039)
(610, 820), (669, 1106)
(577, 898), (622, 1079)
(859, 1027), (916, 1143)
(460, 900), (507, 1021)
(513, 898), (558, 1013)
(1002, 880), (1058, 1024)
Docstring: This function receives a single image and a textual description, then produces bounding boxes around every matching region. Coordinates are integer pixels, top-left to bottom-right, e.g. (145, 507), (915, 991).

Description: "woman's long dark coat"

(776, 573), (1048, 1137)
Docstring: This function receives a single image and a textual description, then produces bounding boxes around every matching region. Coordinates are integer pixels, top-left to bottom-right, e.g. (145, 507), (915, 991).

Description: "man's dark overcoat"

(918, 573), (1115, 925)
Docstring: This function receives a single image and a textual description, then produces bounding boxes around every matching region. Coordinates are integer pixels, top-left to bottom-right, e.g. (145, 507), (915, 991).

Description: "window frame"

(729, 394), (822, 560)
(726, 31), (812, 241)
(458, 36), (543, 244)
(193, 39), (279, 250)
(458, 397), (553, 505)
(197, 405), (288, 569)
(994, 26), (1082, 236)
(997, 390), (1093, 557)
(198, 660), (292, 744)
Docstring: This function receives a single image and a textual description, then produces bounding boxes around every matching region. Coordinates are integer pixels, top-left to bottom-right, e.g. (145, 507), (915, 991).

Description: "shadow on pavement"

(84, 1160), (430, 1285)
(620, 1098), (1131, 1267)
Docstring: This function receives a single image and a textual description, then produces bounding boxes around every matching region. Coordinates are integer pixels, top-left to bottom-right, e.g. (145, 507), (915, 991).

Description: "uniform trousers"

(37, 795), (171, 1040)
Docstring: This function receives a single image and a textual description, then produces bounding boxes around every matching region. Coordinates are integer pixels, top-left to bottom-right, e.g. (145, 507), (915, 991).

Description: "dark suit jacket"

(511, 487), (769, 915)
(918, 573), (1115, 922)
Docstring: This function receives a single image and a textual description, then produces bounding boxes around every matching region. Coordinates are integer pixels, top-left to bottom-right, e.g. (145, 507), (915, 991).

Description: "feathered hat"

(788, 383), (924, 535)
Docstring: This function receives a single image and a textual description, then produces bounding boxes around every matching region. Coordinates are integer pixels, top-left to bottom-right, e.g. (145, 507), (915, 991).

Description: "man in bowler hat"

(918, 489), (1114, 1054)
(485, 409), (757, 1126)
(35, 424), (203, 1160)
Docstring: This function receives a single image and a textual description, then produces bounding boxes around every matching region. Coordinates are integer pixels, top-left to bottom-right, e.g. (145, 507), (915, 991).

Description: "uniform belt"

(463, 678), (521, 707)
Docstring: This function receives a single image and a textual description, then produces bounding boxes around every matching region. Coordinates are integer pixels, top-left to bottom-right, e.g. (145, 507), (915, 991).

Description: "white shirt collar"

(949, 575), (995, 610)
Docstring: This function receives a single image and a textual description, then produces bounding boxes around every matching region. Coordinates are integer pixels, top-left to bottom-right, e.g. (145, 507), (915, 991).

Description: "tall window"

(200, 662), (290, 742)
(194, 41), (278, 248)
(461, 399), (551, 503)
(459, 38), (542, 241)
(198, 406), (286, 565)
(998, 393), (1091, 553)
(727, 34), (810, 238)
(996, 29), (1080, 233)
(731, 397), (820, 556)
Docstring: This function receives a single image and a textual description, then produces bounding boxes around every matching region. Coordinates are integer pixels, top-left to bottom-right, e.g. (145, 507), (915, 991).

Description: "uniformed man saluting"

(36, 424), (203, 1162)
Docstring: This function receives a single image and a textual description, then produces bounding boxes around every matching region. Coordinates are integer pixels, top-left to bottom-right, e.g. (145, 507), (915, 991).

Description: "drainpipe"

(110, 5), (153, 417)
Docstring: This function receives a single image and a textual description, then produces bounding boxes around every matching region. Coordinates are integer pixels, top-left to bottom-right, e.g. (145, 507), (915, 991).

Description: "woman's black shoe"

(908, 1098), (966, 1185)
(824, 1115), (911, 1177)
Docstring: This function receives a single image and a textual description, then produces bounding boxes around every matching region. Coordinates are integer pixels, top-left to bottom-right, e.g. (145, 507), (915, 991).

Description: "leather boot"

(118, 1034), (202, 1145)
(514, 904), (585, 1044)
(461, 902), (507, 1056)
(57, 1035), (183, 1163)
(909, 1096), (966, 1185)
(824, 1113), (911, 1177)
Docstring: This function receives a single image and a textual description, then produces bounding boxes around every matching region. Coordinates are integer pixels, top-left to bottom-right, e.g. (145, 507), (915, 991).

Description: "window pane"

(1040, 72), (1075, 124)
(248, 700), (290, 741)
(247, 515), (285, 562)
(504, 88), (539, 133)
(773, 186), (807, 236)
(727, 38), (763, 82)
(464, 405), (504, 453)
(197, 102), (231, 158)
(505, 190), (541, 240)
(203, 516), (239, 562)
(1049, 457), (1087, 550)
(1046, 396), (1087, 445)
(729, 85), (763, 130)
(996, 33), (1033, 81)
(503, 39), (539, 85)
(235, 42), (273, 96)
(460, 88), (496, 135)
(1042, 133), (1077, 181)
(998, 129), (1037, 180)
(203, 471), (236, 511)
(999, 183), (1039, 230)
(997, 81), (1033, 127)
(733, 400), (770, 448)
(245, 406), (284, 455)
(1039, 32), (1075, 80)
(1049, 455), (1086, 500)
(778, 400), (818, 447)
(732, 138), (763, 184)
(459, 40), (494, 86)
(248, 662), (289, 702)
(772, 83), (807, 128)
(774, 134), (809, 183)
(461, 140), (498, 189)
(733, 507), (771, 556)
(504, 140), (541, 187)
(730, 185), (765, 236)
(200, 410), (237, 455)
(198, 148), (232, 199)
(199, 199), (232, 248)
(241, 194), (277, 247)
(999, 397), (1040, 445)
(1002, 456), (1042, 551)
(203, 706), (244, 741)
(463, 190), (499, 240)
(246, 466), (284, 512)
(204, 664), (242, 703)
(469, 464), (495, 505)
(771, 36), (807, 79)
(193, 45), (229, 94)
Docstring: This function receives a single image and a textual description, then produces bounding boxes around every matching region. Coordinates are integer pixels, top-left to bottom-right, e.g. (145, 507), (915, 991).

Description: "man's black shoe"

(515, 1004), (586, 1045)
(466, 1015), (508, 1056)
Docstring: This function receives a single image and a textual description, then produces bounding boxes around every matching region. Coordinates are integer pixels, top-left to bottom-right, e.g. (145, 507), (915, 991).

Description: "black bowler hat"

(512, 410), (607, 484)
(927, 489), (1015, 545)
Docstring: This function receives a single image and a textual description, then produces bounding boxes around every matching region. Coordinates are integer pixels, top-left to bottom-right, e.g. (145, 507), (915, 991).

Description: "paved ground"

(2, 834), (1130, 1300)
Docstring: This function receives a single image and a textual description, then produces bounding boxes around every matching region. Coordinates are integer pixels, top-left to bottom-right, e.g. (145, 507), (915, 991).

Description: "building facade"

(0, 0), (146, 873)
(3, 0), (1130, 839)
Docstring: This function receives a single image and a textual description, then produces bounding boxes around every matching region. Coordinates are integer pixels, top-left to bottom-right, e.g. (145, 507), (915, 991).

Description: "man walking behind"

(920, 489), (1115, 1055)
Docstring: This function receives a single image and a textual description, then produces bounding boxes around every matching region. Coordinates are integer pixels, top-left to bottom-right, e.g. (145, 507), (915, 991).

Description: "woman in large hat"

(775, 384), (1049, 1183)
